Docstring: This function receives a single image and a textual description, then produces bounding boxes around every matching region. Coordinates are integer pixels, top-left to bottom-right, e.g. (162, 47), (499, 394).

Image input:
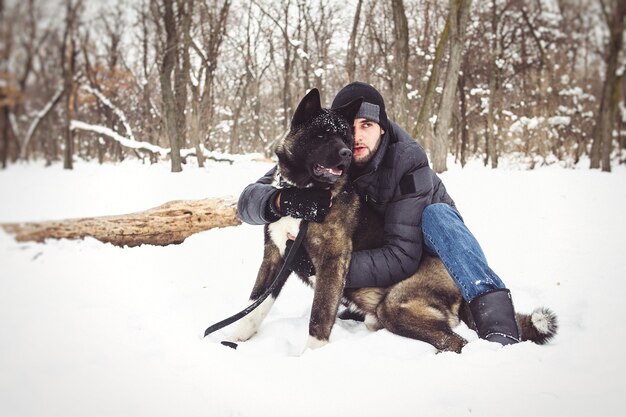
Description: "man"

(237, 81), (520, 346)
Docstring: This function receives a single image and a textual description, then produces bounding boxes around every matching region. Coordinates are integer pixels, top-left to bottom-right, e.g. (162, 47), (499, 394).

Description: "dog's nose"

(339, 148), (352, 159)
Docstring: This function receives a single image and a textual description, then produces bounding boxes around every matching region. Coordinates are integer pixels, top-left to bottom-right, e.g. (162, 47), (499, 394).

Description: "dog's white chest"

(268, 216), (302, 256)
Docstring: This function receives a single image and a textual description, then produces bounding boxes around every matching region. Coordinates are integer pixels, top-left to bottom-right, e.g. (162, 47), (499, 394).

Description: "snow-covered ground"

(1, 158), (625, 417)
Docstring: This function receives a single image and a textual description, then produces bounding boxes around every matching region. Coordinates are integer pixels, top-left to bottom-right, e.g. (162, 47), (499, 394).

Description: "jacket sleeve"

(237, 166), (280, 225)
(345, 153), (433, 288)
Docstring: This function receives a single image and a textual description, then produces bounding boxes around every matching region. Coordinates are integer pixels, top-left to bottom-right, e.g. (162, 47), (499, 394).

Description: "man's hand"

(276, 188), (331, 223)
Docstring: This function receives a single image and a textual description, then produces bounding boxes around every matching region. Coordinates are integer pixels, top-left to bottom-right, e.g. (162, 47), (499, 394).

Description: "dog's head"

(276, 88), (363, 188)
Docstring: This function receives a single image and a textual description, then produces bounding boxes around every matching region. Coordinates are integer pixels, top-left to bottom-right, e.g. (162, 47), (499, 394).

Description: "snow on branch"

(70, 120), (234, 163)
(81, 85), (137, 142)
(20, 85), (65, 159)
(70, 120), (168, 156)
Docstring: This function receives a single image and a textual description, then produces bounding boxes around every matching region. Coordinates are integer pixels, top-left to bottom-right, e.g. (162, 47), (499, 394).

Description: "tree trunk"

(189, 96), (205, 167)
(0, 0), (9, 168)
(61, 0), (80, 170)
(458, 65), (469, 167)
(485, 0), (500, 168)
(0, 0), (19, 169)
(282, 41), (292, 130)
(230, 70), (252, 154)
(391, 0), (409, 126)
(412, 10), (450, 150)
(193, 0), (230, 156)
(432, 0), (472, 173)
(590, 0), (626, 172)
(174, 0), (192, 162)
(603, 73), (624, 170)
(346, 0), (363, 82)
(160, 0), (183, 172)
(1, 197), (240, 247)
(0, 107), (11, 169)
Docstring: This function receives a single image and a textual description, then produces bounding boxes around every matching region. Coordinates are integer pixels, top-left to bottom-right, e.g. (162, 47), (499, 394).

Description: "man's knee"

(422, 203), (460, 227)
(422, 204), (464, 234)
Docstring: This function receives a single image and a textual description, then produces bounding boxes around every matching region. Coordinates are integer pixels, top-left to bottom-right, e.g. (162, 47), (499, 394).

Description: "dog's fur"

(231, 89), (558, 352)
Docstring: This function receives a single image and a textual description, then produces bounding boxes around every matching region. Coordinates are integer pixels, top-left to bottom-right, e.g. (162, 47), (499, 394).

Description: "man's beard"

(353, 138), (381, 166)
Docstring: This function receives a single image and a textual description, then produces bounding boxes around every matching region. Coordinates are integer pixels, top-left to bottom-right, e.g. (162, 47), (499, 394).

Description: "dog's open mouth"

(313, 163), (343, 178)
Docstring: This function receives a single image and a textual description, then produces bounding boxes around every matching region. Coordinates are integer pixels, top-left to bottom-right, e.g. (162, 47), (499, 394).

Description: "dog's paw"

(304, 335), (329, 351)
(364, 314), (383, 331)
(228, 296), (276, 342)
(229, 319), (257, 342)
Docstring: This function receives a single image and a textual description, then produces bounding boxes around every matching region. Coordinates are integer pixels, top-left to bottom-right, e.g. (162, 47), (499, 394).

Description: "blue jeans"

(421, 203), (506, 302)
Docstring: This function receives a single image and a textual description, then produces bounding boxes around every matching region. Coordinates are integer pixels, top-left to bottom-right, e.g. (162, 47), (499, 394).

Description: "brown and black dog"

(230, 88), (557, 353)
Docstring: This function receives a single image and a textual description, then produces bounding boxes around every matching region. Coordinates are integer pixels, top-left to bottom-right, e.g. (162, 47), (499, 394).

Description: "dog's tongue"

(324, 167), (342, 176)
(315, 163), (342, 176)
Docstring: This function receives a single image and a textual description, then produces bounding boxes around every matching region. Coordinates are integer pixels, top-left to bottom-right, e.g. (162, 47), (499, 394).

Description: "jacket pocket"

(364, 194), (388, 214)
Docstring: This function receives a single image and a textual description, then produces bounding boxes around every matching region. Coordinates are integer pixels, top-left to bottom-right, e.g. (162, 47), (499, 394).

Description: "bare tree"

(0, 0), (620, 170)
(190, 0), (230, 162)
(431, 0), (472, 173)
(412, 3), (451, 154)
(303, 0), (336, 104)
(79, 4), (130, 162)
(60, 0), (82, 170)
(227, 4), (255, 154)
(391, 0), (410, 127)
(590, 0), (626, 172)
(0, 0), (14, 168)
(253, 0), (297, 130)
(133, 0), (164, 158)
(457, 58), (469, 166)
(484, 0), (502, 168)
(346, 0), (363, 82)
(155, 0), (193, 172)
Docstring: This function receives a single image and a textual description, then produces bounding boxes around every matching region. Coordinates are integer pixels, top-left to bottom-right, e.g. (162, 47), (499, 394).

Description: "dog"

(230, 88), (558, 353)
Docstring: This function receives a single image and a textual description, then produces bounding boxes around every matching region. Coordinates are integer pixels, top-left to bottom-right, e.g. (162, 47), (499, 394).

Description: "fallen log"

(1, 197), (241, 247)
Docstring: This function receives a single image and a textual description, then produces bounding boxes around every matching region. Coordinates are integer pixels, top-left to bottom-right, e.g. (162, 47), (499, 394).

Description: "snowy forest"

(3, 2), (626, 415)
(1, 0), (625, 173)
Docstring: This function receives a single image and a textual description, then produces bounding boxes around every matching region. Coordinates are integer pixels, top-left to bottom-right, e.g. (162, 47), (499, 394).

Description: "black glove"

(285, 239), (316, 278)
(275, 188), (331, 223)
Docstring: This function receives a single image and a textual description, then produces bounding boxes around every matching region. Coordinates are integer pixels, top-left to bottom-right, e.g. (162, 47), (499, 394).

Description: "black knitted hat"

(331, 81), (388, 130)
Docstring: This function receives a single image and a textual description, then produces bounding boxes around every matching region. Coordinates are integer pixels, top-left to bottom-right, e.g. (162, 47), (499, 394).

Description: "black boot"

(469, 288), (520, 345)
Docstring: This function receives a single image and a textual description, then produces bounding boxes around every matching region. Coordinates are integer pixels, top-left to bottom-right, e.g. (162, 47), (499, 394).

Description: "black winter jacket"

(236, 121), (456, 288)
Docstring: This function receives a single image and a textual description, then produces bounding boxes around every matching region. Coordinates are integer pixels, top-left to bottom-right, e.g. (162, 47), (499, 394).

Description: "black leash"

(203, 220), (309, 339)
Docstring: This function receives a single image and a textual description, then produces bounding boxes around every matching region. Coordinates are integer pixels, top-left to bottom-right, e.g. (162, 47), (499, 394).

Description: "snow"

(71, 120), (167, 156)
(510, 116), (546, 132)
(81, 86), (138, 142)
(1, 158), (626, 417)
(20, 86), (65, 159)
(548, 116), (571, 126)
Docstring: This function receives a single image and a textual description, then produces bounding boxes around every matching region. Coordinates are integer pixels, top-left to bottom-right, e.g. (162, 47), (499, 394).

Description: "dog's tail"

(516, 308), (558, 345)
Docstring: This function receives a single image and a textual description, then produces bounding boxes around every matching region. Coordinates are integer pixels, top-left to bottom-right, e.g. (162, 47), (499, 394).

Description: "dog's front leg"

(305, 250), (351, 350)
(230, 242), (286, 342)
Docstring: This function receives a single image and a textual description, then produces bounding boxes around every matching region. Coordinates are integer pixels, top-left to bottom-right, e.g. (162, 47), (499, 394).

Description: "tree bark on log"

(1, 197), (240, 247)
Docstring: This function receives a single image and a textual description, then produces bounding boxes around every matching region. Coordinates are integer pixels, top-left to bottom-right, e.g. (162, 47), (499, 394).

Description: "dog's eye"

(317, 135), (324, 139)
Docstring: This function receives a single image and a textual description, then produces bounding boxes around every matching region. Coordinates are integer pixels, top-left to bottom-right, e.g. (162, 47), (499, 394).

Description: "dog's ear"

(333, 97), (364, 125)
(291, 88), (322, 128)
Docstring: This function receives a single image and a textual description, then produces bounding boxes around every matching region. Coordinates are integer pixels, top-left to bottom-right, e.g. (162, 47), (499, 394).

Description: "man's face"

(352, 118), (384, 166)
